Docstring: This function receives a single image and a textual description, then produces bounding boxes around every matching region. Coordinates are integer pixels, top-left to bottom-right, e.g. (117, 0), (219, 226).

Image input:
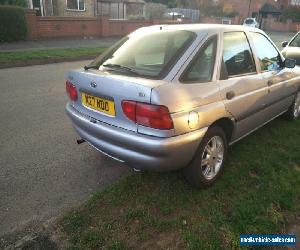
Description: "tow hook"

(77, 139), (86, 145)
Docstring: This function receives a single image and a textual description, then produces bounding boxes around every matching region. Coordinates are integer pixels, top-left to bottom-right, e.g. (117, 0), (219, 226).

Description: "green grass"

(61, 118), (300, 249)
(0, 47), (107, 63)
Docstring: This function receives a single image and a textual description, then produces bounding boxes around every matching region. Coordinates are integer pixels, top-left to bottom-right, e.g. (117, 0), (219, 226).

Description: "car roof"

(131, 24), (263, 36)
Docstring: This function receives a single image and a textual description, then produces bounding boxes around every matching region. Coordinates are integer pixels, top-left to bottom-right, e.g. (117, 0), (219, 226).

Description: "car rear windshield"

(245, 19), (254, 24)
(89, 30), (196, 79)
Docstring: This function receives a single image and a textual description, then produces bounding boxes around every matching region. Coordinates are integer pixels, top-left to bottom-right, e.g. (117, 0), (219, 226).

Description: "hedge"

(0, 0), (27, 7)
(0, 5), (27, 42)
(283, 7), (300, 22)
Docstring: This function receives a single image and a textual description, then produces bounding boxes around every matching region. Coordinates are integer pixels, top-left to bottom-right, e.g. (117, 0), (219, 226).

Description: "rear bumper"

(66, 103), (208, 171)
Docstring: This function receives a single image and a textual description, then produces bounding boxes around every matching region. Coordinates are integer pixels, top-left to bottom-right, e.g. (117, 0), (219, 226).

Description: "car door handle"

(226, 91), (235, 100)
(267, 80), (275, 86)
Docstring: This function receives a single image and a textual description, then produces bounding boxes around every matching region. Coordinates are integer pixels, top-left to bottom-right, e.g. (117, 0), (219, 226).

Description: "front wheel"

(183, 126), (228, 189)
(284, 91), (300, 121)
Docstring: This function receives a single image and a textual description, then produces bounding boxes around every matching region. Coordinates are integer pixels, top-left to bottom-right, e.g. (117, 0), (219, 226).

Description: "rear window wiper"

(103, 63), (140, 76)
(84, 64), (99, 70)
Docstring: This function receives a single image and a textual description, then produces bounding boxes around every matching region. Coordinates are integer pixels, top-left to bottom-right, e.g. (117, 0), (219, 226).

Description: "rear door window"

(222, 32), (256, 78)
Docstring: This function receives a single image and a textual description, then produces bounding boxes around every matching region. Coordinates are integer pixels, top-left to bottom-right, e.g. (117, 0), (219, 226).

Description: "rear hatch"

(67, 69), (167, 132)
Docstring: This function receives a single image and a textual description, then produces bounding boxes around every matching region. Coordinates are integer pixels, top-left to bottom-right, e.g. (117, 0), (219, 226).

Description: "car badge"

(90, 81), (97, 88)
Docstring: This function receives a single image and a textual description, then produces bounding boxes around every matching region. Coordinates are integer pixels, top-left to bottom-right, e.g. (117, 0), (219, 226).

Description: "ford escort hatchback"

(65, 24), (300, 188)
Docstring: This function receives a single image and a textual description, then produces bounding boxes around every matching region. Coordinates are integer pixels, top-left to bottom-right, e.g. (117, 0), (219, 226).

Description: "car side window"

(222, 32), (256, 78)
(248, 32), (282, 72)
(181, 35), (217, 83)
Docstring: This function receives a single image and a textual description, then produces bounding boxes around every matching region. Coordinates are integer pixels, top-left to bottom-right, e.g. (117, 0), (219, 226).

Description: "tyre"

(284, 90), (300, 121)
(183, 126), (228, 189)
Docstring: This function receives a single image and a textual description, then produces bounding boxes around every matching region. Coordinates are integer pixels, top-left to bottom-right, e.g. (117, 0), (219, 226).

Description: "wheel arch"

(209, 117), (235, 143)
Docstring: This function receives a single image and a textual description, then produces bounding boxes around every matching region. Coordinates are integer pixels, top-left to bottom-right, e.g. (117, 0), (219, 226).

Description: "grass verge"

(60, 117), (300, 249)
(0, 47), (106, 65)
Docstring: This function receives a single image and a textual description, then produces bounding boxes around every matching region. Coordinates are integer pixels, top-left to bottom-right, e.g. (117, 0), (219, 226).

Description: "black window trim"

(220, 31), (258, 80)
(179, 34), (218, 84)
(248, 31), (283, 73)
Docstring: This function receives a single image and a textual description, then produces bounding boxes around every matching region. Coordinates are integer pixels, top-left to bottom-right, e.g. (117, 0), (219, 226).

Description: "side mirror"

(284, 58), (296, 68)
(282, 41), (288, 48)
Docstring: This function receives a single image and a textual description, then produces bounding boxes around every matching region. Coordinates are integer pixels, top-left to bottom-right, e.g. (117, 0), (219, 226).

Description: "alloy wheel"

(201, 136), (224, 180)
(293, 91), (300, 118)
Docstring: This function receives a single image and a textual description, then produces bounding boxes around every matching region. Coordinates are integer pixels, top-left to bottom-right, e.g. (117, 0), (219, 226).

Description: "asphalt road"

(267, 31), (295, 48)
(0, 61), (129, 239)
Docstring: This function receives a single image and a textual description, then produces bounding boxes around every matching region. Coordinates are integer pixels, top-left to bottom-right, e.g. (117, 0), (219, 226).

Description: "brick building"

(27, 0), (145, 18)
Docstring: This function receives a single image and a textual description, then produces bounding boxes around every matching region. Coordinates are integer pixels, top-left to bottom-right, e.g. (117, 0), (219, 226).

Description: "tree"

(283, 7), (300, 22)
(176, 0), (198, 8)
(145, 0), (178, 8)
(196, 0), (238, 17)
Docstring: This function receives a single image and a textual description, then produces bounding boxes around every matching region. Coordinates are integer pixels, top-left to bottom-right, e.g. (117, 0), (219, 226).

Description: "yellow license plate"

(82, 93), (115, 116)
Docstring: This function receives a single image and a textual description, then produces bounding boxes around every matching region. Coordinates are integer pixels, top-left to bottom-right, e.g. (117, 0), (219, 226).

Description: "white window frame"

(66, 0), (85, 11)
(222, 18), (231, 25)
(291, 0), (300, 6)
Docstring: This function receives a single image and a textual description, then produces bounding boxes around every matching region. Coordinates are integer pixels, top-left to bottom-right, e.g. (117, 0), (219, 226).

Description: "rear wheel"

(183, 126), (228, 188)
(284, 91), (300, 121)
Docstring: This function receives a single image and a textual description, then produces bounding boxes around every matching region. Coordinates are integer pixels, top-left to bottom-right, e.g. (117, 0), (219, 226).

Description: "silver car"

(66, 24), (300, 188)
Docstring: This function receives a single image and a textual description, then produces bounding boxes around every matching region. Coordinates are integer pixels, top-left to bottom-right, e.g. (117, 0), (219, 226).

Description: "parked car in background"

(243, 18), (259, 28)
(163, 12), (184, 21)
(66, 24), (300, 188)
(282, 31), (300, 65)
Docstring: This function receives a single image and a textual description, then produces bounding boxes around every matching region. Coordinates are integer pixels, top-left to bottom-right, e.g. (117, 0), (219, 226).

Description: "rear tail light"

(66, 81), (78, 101)
(121, 100), (136, 122)
(122, 101), (173, 130)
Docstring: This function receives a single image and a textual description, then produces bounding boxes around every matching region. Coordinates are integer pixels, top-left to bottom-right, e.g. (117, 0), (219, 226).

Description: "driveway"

(0, 61), (129, 242)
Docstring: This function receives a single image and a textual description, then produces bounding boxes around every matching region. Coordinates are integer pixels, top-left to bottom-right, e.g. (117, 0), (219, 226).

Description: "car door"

(248, 32), (296, 116)
(218, 31), (269, 140)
